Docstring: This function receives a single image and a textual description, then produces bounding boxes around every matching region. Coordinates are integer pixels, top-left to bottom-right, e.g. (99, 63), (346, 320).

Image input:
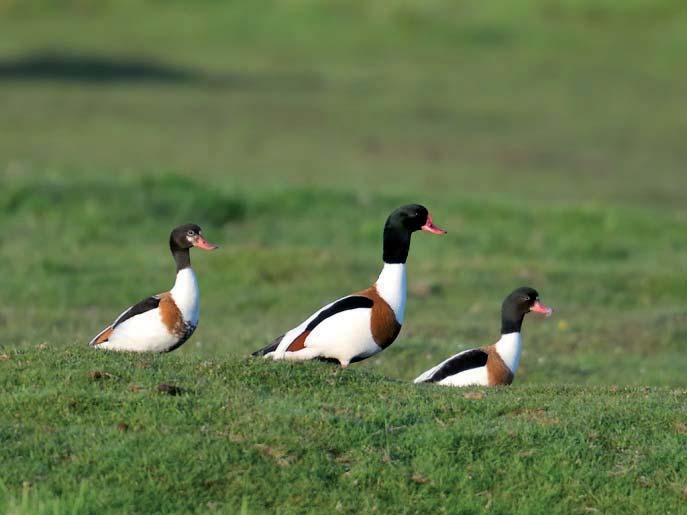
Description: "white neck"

(495, 332), (523, 373)
(170, 268), (200, 324)
(375, 262), (407, 323)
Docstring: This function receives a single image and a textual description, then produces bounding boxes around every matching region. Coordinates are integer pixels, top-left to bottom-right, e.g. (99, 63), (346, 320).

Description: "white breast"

(494, 332), (522, 374)
(375, 263), (407, 323)
(170, 268), (200, 325)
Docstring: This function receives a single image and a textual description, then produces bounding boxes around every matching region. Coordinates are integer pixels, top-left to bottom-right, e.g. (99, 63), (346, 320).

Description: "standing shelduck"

(252, 204), (446, 367)
(414, 287), (552, 387)
(89, 224), (218, 352)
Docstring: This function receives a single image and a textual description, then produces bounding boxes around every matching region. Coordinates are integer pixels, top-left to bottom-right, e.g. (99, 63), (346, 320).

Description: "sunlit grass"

(1, 0), (686, 512)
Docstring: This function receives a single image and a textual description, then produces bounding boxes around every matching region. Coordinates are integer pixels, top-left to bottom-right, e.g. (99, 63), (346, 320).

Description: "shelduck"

(89, 224), (218, 352)
(413, 287), (552, 387)
(252, 204), (446, 367)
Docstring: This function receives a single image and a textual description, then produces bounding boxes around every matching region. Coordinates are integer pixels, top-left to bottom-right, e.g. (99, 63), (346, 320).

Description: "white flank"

(413, 348), (476, 384)
(375, 263), (407, 323)
(414, 347), (490, 387)
(272, 296), (350, 356)
(494, 332), (522, 374)
(299, 308), (379, 365)
(170, 268), (200, 326)
(98, 309), (176, 352)
(437, 366), (488, 387)
(88, 305), (131, 346)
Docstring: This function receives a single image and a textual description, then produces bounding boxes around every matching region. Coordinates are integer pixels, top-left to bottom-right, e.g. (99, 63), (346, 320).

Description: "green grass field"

(1, 0), (687, 512)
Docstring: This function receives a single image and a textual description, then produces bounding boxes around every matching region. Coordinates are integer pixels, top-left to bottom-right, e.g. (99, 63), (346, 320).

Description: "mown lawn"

(1, 0), (686, 513)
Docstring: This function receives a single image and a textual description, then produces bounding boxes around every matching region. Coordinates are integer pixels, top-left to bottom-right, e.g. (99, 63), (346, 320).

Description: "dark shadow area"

(0, 51), (200, 83)
(0, 51), (323, 90)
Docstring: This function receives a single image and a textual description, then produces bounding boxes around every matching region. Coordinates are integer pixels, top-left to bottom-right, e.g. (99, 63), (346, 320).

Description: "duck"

(413, 287), (552, 386)
(252, 204), (446, 367)
(89, 224), (218, 352)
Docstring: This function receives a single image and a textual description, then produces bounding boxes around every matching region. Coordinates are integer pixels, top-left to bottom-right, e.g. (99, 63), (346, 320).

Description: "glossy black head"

(383, 204), (446, 263)
(387, 205), (430, 233)
(501, 286), (552, 334)
(169, 223), (218, 271)
(170, 224), (203, 251)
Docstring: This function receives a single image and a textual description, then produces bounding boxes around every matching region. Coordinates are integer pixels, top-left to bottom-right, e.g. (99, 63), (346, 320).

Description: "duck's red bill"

(194, 236), (219, 250)
(530, 301), (553, 317)
(421, 213), (447, 235)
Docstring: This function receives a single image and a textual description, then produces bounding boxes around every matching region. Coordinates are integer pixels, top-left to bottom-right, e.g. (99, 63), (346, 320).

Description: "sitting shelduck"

(89, 224), (218, 352)
(252, 204), (446, 367)
(414, 287), (552, 387)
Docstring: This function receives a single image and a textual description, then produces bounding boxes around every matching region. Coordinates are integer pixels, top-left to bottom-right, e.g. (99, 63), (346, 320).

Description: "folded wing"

(89, 295), (161, 346)
(414, 348), (489, 383)
(254, 295), (374, 356)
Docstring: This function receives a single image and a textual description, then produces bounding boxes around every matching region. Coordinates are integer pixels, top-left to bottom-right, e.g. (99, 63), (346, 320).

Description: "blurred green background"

(1, 0), (686, 384)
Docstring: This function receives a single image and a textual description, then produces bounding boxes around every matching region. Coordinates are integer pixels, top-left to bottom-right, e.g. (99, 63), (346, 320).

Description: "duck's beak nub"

(193, 236), (219, 250)
(421, 213), (447, 235)
(530, 301), (553, 317)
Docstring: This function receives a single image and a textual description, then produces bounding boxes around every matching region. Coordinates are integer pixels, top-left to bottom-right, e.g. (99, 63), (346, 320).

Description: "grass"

(1, 0), (687, 512)
(2, 176), (685, 385)
(2, 347), (687, 514)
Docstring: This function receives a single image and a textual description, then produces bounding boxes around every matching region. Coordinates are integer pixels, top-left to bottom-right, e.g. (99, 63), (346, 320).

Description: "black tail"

(251, 334), (284, 357)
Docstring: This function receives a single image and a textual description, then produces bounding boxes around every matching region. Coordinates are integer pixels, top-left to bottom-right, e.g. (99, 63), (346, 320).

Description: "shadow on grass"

(0, 51), (323, 90)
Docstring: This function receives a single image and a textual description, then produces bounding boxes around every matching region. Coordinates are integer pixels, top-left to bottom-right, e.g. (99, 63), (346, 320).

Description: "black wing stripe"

(305, 296), (373, 333)
(112, 296), (161, 329)
(252, 334), (284, 357)
(426, 349), (489, 383)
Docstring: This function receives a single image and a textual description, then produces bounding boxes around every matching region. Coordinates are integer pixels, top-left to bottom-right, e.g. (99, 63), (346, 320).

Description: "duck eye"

(186, 230), (195, 236)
